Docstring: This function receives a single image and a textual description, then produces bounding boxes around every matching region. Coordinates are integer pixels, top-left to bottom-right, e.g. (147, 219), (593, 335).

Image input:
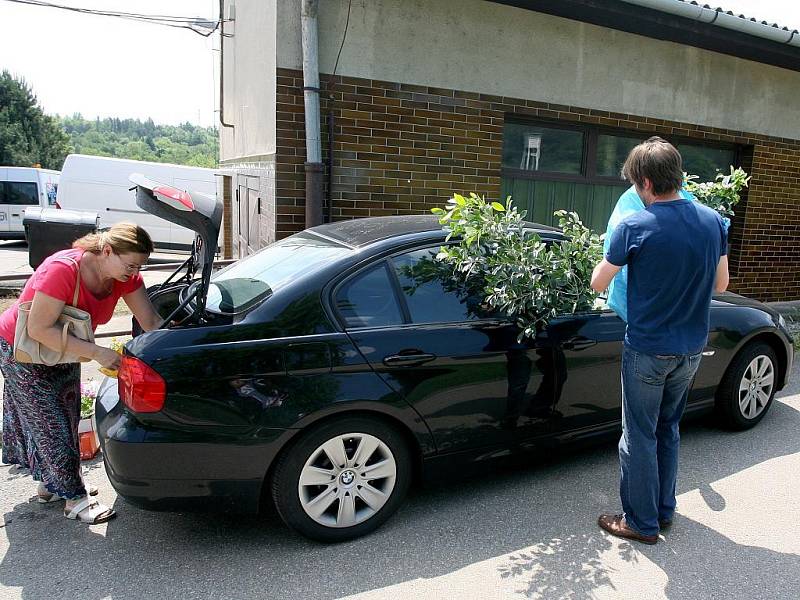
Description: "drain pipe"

(619, 0), (799, 46)
(301, 0), (324, 228)
(326, 108), (334, 223)
(218, 0), (234, 129)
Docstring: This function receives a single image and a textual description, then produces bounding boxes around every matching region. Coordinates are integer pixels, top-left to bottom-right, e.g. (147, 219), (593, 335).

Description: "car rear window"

(206, 233), (352, 314)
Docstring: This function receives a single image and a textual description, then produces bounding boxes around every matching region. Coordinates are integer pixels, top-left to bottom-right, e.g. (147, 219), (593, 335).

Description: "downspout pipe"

(218, 0), (234, 129)
(301, 0), (324, 228)
(326, 109), (334, 223)
(619, 0), (800, 47)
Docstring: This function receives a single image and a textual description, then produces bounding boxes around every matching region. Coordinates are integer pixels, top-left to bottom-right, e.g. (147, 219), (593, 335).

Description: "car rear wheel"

(716, 342), (778, 430)
(271, 416), (412, 542)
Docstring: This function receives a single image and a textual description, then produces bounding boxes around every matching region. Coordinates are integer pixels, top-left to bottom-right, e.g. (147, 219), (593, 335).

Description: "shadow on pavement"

(1, 386), (799, 599)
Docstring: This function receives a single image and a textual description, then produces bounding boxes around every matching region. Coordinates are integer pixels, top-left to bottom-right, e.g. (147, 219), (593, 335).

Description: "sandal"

(64, 497), (116, 524)
(37, 482), (99, 503)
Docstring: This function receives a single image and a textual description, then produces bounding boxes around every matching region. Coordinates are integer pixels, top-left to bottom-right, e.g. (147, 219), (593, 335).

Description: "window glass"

(335, 263), (403, 329)
(502, 123), (583, 174)
(678, 144), (735, 182)
(392, 248), (493, 324)
(596, 134), (643, 177)
(4, 182), (38, 205)
(207, 232), (352, 313)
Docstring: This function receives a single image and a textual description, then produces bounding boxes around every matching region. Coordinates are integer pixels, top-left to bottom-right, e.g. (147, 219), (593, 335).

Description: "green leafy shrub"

(432, 193), (603, 340)
(684, 166), (750, 217)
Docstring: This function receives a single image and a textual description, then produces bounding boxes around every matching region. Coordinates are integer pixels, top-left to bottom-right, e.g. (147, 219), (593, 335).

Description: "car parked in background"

(0, 166), (59, 239)
(95, 177), (795, 542)
(56, 154), (217, 250)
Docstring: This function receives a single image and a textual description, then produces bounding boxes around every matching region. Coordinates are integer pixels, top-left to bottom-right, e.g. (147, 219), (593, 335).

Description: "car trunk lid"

(129, 173), (222, 314)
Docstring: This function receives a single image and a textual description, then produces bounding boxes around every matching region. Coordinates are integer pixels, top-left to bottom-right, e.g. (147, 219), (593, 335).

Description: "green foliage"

(684, 166), (750, 217)
(59, 114), (219, 168)
(432, 193), (603, 340)
(80, 381), (98, 419)
(0, 71), (71, 170)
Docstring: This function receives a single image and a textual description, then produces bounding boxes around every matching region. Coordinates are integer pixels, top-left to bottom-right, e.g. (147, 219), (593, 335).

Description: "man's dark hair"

(621, 136), (683, 196)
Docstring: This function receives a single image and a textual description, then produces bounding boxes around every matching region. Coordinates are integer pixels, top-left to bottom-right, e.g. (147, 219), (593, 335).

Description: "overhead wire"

(1, 0), (219, 36)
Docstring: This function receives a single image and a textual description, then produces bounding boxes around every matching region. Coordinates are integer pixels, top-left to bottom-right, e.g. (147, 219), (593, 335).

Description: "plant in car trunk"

(430, 193), (603, 341)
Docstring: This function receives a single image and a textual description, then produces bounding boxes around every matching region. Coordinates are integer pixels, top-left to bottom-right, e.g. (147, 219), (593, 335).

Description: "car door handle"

(561, 336), (597, 351)
(383, 352), (436, 367)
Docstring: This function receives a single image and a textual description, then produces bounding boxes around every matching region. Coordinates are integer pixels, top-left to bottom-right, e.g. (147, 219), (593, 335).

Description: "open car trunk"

(129, 174), (223, 331)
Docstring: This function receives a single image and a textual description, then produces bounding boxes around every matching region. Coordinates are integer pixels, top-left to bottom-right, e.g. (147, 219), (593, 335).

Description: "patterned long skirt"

(0, 337), (86, 499)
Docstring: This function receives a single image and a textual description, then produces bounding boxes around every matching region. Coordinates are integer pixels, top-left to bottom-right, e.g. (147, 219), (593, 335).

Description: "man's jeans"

(619, 346), (702, 536)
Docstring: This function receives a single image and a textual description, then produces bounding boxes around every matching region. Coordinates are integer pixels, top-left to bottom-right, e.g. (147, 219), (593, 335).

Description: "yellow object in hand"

(99, 337), (126, 378)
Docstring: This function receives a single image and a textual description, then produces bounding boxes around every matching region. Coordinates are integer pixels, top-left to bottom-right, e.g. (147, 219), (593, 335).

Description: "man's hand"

(591, 259), (623, 293)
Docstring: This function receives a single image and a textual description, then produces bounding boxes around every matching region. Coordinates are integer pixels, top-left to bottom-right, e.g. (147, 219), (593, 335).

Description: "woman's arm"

(26, 291), (120, 368)
(123, 286), (162, 332)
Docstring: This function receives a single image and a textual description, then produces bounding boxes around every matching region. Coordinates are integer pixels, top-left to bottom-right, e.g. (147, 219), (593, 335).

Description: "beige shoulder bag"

(14, 257), (94, 365)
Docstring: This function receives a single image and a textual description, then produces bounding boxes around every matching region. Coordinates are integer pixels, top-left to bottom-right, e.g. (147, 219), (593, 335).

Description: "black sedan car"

(96, 177), (794, 542)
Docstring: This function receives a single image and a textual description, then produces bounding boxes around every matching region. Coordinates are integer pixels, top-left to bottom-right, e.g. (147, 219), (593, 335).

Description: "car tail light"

(55, 201), (62, 209)
(118, 355), (166, 413)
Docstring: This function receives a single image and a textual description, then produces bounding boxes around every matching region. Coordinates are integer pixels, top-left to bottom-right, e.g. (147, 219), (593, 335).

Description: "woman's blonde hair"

(73, 222), (154, 255)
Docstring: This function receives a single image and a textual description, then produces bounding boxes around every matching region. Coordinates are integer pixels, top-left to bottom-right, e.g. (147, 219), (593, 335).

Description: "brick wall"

(275, 67), (800, 301)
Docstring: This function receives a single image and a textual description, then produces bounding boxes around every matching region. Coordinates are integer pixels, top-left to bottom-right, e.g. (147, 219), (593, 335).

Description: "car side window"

(391, 247), (495, 324)
(335, 262), (404, 329)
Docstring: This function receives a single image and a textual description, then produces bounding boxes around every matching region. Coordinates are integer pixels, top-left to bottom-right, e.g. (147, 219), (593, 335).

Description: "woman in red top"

(0, 222), (161, 524)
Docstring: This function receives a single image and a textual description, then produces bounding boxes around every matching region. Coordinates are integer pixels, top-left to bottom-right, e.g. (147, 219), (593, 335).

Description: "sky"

(0, 0), (218, 126)
(0, 0), (798, 127)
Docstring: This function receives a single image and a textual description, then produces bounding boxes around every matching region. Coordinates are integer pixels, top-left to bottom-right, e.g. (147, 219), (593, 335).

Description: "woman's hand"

(94, 346), (121, 369)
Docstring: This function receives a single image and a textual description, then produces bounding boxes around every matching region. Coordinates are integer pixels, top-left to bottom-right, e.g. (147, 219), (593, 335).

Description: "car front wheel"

(271, 416), (412, 542)
(716, 342), (778, 430)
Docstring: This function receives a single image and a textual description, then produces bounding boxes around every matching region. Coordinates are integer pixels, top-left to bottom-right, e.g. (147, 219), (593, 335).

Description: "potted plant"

(79, 380), (100, 460)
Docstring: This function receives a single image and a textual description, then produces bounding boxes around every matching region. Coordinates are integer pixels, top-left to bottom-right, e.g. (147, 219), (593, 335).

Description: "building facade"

(218, 0), (800, 301)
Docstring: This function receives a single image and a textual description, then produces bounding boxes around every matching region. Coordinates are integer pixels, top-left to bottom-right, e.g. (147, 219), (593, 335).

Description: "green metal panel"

(501, 176), (629, 232)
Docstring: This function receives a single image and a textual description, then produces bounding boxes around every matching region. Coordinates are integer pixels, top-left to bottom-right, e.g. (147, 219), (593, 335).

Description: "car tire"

(271, 416), (412, 543)
(716, 342), (779, 430)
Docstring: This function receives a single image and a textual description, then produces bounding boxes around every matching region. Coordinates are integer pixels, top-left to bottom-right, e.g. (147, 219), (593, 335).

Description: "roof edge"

(489, 0), (800, 73)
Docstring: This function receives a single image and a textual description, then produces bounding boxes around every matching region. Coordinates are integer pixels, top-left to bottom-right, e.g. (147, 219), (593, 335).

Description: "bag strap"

(55, 255), (81, 307)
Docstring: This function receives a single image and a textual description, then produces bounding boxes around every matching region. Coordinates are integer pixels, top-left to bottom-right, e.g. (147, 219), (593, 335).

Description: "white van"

(56, 154), (217, 250)
(0, 166), (60, 240)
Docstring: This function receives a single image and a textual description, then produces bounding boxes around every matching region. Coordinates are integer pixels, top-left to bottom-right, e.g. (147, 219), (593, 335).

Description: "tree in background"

(60, 115), (218, 168)
(0, 71), (71, 170)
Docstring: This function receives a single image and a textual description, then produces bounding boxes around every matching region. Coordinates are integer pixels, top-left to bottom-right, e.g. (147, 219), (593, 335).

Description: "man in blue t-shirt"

(590, 136), (729, 545)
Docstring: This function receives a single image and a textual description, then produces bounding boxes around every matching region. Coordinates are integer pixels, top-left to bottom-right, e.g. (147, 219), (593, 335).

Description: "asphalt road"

(1, 358), (798, 600)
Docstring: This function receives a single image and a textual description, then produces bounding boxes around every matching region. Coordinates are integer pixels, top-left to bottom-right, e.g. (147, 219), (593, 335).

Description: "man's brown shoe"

(597, 513), (658, 545)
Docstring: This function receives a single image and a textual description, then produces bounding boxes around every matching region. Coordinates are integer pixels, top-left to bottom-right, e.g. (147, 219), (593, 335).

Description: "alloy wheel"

(738, 355), (775, 420)
(298, 433), (397, 528)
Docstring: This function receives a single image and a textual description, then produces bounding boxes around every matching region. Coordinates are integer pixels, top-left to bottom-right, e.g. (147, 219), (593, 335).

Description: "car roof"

(306, 215), (561, 248)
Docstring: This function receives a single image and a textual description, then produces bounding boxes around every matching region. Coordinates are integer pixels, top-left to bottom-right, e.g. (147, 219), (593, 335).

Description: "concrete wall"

(219, 0), (278, 162)
(275, 0), (800, 141)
